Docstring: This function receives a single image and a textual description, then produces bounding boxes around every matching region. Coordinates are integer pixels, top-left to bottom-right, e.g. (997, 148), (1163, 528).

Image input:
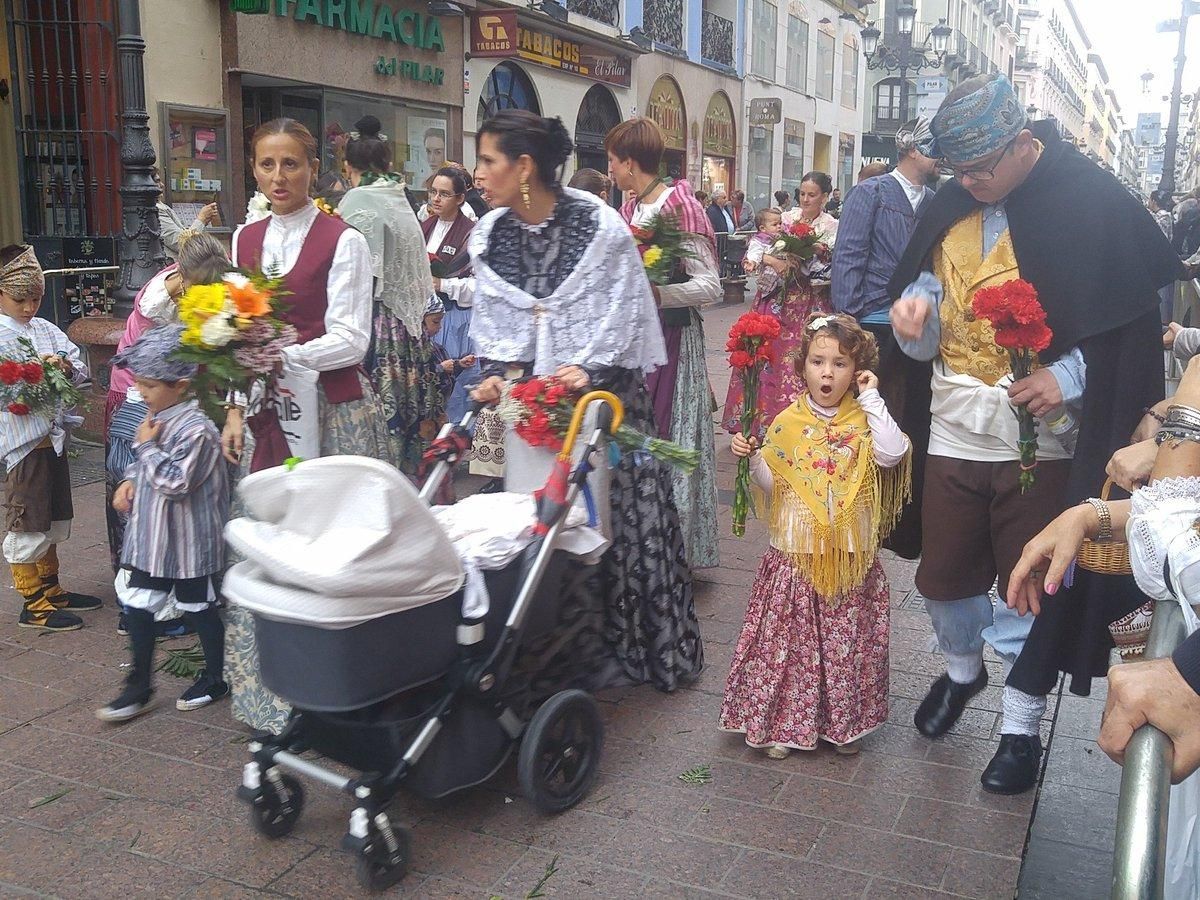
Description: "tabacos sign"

(469, 11), (631, 88)
(262, 0), (446, 52)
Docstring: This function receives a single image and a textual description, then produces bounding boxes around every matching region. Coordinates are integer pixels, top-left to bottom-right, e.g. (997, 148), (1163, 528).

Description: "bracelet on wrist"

(1143, 406), (1168, 425)
(1084, 498), (1113, 542)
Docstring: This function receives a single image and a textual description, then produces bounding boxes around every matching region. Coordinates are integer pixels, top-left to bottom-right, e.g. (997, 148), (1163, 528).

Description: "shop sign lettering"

(269, 0), (446, 52)
(646, 77), (686, 150)
(469, 12), (630, 87)
(375, 55), (445, 84)
(703, 93), (735, 158)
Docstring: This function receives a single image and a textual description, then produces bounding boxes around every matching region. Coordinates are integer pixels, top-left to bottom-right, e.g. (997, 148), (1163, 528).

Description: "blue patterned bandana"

(112, 324), (198, 382)
(921, 74), (1027, 164)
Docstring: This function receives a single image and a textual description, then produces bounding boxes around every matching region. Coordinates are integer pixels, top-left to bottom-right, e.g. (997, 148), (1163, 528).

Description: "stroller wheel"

(355, 823), (410, 892)
(248, 773), (304, 838)
(518, 689), (604, 814)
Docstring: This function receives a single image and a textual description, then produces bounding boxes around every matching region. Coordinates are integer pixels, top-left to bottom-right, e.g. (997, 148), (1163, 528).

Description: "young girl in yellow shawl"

(720, 313), (911, 757)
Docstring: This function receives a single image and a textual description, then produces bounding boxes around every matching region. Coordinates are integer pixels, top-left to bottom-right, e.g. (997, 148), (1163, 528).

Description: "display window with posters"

(160, 103), (232, 232)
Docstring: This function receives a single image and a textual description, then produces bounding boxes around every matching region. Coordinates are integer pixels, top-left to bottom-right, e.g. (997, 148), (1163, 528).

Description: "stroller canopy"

(224, 456), (465, 627)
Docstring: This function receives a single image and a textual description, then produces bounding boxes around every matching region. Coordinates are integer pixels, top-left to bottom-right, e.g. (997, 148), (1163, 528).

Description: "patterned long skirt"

(723, 278), (831, 437)
(671, 319), (719, 570)
(720, 549), (889, 749)
(593, 369), (704, 692)
(226, 375), (391, 734)
(368, 303), (446, 476)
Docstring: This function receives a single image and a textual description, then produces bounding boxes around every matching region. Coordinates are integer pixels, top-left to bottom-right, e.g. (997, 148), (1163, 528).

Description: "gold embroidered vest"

(933, 209), (1022, 386)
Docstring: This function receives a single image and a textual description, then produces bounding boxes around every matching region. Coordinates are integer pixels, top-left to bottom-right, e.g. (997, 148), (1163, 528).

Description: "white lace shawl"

(468, 188), (666, 374)
(1127, 476), (1200, 602)
(339, 180), (433, 337)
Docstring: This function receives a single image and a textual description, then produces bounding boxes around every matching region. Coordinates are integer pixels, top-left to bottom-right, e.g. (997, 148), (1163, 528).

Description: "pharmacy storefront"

(221, 0), (466, 212)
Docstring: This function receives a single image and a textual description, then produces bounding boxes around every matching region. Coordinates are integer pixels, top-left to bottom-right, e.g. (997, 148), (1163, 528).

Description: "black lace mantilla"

(483, 196), (600, 299)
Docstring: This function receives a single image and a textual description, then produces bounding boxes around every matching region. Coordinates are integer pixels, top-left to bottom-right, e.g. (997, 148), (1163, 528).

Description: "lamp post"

(861, 6), (952, 128)
(112, 0), (164, 317)
(1155, 0), (1200, 196)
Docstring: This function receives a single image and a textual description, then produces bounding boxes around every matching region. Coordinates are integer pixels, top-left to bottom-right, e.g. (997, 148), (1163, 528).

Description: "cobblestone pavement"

(0, 300), (1110, 898)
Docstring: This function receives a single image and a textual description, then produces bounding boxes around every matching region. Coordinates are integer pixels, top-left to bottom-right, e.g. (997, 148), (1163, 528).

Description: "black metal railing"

(566, 0), (620, 27)
(701, 10), (734, 67)
(643, 0), (684, 49)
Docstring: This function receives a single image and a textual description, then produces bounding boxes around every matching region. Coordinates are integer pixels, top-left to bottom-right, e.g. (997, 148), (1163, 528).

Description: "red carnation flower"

(728, 350), (752, 369)
(630, 225), (654, 243)
(20, 362), (43, 384)
(0, 361), (22, 385)
(7, 402), (30, 415)
(788, 222), (814, 239)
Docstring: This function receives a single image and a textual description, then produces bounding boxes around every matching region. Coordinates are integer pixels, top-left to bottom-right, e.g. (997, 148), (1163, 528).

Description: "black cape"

(885, 122), (1183, 696)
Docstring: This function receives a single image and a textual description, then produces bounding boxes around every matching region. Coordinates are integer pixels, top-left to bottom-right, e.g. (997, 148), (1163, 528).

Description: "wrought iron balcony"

(566, 0), (620, 27)
(643, 0), (684, 49)
(701, 10), (734, 67)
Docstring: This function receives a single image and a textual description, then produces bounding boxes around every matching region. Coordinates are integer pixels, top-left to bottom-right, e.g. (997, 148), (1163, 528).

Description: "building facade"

(860, 0), (1019, 167)
(740, 0), (869, 214)
(1012, 0), (1088, 145)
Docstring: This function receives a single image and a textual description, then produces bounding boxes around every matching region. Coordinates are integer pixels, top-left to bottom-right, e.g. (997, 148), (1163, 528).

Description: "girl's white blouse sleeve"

(859, 388), (910, 468)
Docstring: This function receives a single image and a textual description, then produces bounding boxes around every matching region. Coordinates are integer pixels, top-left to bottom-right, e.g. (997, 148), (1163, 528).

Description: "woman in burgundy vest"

(223, 118), (387, 734)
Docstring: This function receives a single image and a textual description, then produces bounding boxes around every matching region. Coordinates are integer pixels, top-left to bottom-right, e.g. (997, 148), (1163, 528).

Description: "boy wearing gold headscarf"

(0, 244), (99, 631)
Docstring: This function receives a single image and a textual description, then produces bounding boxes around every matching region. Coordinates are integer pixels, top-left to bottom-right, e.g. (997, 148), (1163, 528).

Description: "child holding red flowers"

(0, 244), (99, 632)
(720, 313), (910, 757)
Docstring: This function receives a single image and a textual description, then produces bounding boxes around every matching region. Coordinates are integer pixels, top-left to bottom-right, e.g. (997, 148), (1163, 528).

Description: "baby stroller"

(223, 394), (622, 891)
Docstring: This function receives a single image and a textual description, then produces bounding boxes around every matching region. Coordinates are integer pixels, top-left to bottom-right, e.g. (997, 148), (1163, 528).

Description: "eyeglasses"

(429, 189), (460, 200)
(938, 138), (1016, 182)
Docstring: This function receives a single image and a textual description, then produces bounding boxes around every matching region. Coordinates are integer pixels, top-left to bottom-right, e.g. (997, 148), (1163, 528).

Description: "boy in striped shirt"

(1, 244), (100, 632)
(97, 324), (230, 722)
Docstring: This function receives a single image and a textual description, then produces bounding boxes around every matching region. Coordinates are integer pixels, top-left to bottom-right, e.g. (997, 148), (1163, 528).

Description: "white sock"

(944, 650), (984, 685)
(1000, 686), (1047, 736)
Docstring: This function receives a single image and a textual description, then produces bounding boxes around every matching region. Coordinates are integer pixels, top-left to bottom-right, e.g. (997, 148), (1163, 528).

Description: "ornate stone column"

(111, 0), (164, 317)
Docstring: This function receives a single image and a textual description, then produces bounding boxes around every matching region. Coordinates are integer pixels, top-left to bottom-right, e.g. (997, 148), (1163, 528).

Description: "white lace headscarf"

(468, 188), (666, 374)
(338, 179), (433, 338)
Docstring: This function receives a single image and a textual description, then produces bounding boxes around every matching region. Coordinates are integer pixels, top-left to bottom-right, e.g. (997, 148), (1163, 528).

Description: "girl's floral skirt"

(720, 548), (889, 750)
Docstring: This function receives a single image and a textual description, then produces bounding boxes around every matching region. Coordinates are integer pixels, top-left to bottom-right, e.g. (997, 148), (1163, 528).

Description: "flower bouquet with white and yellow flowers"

(173, 272), (296, 408)
(630, 212), (696, 286)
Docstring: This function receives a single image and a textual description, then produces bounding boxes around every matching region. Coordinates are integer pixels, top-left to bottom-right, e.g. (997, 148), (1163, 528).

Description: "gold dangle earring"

(520, 177), (532, 210)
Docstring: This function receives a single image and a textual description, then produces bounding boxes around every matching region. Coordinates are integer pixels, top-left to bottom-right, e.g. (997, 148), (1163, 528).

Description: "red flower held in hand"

(20, 362), (43, 384)
(7, 402), (30, 415)
(0, 361), (22, 385)
(787, 221), (814, 239)
(729, 350), (753, 369)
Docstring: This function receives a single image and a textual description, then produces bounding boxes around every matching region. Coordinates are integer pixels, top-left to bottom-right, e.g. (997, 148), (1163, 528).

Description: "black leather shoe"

(914, 670), (988, 738)
(981, 733), (1043, 795)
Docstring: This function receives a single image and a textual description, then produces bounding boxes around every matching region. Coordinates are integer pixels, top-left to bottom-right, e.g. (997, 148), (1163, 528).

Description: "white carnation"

(769, 240), (786, 255)
(246, 192), (270, 224)
(200, 312), (237, 348)
(223, 272), (250, 290)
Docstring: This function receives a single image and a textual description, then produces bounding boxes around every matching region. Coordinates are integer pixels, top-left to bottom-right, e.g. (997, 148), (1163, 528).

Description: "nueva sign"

(265, 0), (446, 52)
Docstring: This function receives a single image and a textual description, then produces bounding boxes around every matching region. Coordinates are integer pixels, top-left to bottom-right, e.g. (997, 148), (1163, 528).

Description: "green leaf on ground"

(525, 855), (559, 899)
(678, 764), (713, 785)
(156, 643), (205, 679)
(28, 787), (72, 808)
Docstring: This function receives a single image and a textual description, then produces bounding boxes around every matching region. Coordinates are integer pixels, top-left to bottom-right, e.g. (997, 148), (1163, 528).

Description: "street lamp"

(861, 16), (952, 127)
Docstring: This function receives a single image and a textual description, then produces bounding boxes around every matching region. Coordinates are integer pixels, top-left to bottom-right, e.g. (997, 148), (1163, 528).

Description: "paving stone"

(773, 773), (905, 831)
(810, 822), (954, 888)
(685, 796), (824, 856)
(3, 775), (122, 832)
(895, 797), (1029, 858)
(490, 847), (648, 898)
(1028, 781), (1118, 852)
(1016, 838), (1113, 899)
(850, 753), (980, 805)
(720, 849), (871, 899)
(605, 820), (744, 886)
(1040, 735), (1122, 795)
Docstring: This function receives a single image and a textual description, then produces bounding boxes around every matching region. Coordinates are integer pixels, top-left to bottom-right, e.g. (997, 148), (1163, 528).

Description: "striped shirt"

(0, 314), (89, 469)
(121, 399), (228, 579)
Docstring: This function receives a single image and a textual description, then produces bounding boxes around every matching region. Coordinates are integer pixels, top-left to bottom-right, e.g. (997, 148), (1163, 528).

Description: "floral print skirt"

(368, 304), (445, 476)
(226, 374), (390, 734)
(720, 548), (889, 749)
(723, 279), (831, 437)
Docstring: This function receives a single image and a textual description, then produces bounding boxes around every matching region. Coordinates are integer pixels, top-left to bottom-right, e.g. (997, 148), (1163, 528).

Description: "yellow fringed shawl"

(758, 394), (912, 601)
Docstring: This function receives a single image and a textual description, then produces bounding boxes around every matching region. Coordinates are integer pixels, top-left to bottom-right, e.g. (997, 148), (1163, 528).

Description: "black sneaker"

(49, 590), (102, 612)
(177, 674), (230, 711)
(96, 685), (153, 723)
(18, 605), (83, 632)
(116, 613), (128, 636)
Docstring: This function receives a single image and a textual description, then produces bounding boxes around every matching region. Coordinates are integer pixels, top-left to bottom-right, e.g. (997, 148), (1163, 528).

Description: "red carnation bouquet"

(0, 337), (84, 418)
(496, 376), (699, 473)
(971, 278), (1053, 493)
(727, 311), (782, 536)
(767, 220), (832, 285)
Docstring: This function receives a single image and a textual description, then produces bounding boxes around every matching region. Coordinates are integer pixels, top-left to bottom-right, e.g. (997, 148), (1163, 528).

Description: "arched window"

(478, 62), (540, 123)
(873, 78), (918, 130)
(575, 84), (621, 153)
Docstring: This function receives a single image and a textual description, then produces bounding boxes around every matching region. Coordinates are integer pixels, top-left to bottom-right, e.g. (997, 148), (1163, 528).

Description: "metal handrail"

(1111, 599), (1190, 899)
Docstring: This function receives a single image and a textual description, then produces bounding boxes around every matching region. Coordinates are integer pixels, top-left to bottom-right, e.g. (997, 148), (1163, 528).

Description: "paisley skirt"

(225, 375), (390, 734)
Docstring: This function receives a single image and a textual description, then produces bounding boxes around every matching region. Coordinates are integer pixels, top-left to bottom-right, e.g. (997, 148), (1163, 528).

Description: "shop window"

(751, 0), (777, 80)
(786, 15), (808, 92)
(479, 62), (541, 124)
(816, 29), (835, 101)
(782, 119), (805, 198)
(160, 104), (231, 233)
(747, 124), (774, 215)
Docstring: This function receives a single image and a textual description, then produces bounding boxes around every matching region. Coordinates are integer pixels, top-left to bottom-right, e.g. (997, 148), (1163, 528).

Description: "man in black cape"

(884, 74), (1181, 794)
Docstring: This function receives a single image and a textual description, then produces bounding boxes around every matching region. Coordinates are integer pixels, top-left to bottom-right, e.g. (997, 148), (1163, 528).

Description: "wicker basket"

(1076, 479), (1132, 576)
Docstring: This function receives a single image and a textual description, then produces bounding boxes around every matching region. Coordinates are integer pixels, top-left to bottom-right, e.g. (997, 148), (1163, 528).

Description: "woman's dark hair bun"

(354, 115), (383, 138)
(545, 117), (573, 169)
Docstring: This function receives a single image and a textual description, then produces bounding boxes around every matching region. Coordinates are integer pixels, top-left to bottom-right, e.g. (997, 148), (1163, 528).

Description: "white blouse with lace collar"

(233, 203), (374, 373)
